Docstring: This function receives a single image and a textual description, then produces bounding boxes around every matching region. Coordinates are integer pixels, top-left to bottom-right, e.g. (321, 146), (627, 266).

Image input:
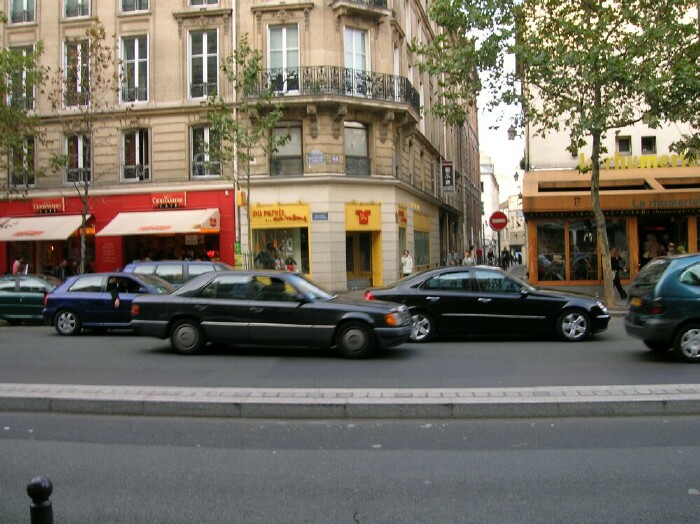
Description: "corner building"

(0, 0), (479, 292)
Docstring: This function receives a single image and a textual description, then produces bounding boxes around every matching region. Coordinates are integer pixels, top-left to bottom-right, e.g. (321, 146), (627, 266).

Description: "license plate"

(630, 297), (643, 307)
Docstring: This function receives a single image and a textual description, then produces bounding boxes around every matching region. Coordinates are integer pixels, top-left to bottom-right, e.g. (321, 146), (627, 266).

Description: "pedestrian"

(666, 242), (677, 255)
(476, 246), (483, 264)
(401, 249), (414, 276)
(462, 249), (475, 266)
(12, 255), (24, 275)
(54, 259), (71, 281)
(610, 247), (627, 300)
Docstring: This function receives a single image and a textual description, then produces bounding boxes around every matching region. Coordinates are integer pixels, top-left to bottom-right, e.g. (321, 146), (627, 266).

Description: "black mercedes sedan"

(130, 271), (412, 358)
(364, 266), (610, 343)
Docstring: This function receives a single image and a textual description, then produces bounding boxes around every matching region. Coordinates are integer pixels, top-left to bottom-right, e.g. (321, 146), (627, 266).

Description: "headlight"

(596, 300), (608, 313)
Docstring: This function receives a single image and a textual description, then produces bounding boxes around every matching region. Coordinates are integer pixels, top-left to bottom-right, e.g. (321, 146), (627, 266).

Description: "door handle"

(250, 307), (263, 313)
(426, 296), (440, 302)
(478, 298), (492, 303)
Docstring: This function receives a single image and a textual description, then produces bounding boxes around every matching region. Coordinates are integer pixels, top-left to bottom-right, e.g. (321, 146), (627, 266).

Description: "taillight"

(649, 298), (665, 315)
(131, 304), (140, 317)
(364, 291), (376, 300)
(43, 293), (49, 306)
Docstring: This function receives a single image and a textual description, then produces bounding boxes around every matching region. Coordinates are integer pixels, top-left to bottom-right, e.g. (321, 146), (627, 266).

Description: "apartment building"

(0, 0), (479, 291)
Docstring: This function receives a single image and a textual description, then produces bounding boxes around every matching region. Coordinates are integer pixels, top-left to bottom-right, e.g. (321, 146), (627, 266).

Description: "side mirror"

(520, 288), (530, 296)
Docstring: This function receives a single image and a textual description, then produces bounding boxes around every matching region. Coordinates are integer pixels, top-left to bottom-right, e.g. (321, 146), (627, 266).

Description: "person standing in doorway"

(401, 249), (414, 277)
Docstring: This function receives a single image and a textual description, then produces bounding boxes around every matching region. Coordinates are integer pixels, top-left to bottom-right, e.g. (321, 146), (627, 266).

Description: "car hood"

(327, 295), (403, 311)
(531, 287), (600, 303)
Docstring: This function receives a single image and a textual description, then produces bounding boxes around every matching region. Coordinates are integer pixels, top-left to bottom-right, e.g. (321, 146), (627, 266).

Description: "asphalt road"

(2, 412), (700, 523)
(1, 318), (699, 389)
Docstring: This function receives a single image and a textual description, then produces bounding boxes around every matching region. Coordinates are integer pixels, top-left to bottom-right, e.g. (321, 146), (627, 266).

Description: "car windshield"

(287, 274), (335, 301)
(634, 258), (671, 287)
(138, 274), (175, 294)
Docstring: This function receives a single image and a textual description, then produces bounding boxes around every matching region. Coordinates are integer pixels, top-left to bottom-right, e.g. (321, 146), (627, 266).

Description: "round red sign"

(489, 211), (508, 232)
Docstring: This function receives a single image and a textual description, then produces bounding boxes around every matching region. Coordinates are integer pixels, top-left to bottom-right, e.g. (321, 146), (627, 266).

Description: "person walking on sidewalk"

(610, 247), (627, 300)
(401, 249), (414, 277)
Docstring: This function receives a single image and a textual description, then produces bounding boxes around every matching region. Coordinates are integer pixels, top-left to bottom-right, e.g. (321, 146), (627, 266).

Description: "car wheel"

(673, 324), (700, 363)
(170, 319), (205, 355)
(410, 311), (435, 343)
(54, 309), (81, 336)
(555, 309), (590, 342)
(643, 340), (671, 353)
(336, 322), (375, 359)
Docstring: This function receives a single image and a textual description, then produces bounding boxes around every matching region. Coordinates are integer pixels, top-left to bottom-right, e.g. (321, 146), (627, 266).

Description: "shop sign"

(579, 152), (700, 171)
(441, 161), (454, 192)
(32, 198), (64, 214)
(345, 203), (381, 230)
(152, 192), (186, 209)
(632, 196), (700, 209)
(307, 149), (325, 165)
(397, 206), (408, 225)
(251, 204), (309, 227)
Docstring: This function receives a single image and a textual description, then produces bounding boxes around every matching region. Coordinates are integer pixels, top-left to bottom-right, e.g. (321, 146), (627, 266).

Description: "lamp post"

(507, 125), (516, 141)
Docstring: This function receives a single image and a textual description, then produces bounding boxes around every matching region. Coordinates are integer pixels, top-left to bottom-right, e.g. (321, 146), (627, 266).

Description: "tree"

(46, 20), (119, 274)
(0, 12), (47, 196)
(206, 33), (288, 266)
(412, 0), (699, 307)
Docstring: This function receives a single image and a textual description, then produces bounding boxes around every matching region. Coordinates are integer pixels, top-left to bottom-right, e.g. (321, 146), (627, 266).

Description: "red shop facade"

(0, 189), (235, 275)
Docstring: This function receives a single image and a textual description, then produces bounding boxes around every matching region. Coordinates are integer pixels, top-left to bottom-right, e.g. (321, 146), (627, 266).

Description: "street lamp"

(507, 125), (516, 141)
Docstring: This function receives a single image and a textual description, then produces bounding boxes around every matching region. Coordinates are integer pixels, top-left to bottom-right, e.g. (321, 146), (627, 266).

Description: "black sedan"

(0, 274), (61, 325)
(43, 272), (174, 335)
(130, 271), (412, 358)
(364, 266), (610, 342)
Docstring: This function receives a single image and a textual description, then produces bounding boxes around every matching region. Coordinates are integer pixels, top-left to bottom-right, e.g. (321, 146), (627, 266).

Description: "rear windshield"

(634, 258), (671, 287)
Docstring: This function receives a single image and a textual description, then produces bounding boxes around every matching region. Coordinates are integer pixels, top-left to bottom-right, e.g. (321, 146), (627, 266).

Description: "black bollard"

(27, 476), (53, 524)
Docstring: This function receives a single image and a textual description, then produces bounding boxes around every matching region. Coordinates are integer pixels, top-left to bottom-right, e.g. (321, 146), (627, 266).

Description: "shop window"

(414, 230), (430, 266)
(345, 122), (370, 176)
(8, 46), (34, 110)
(9, 0), (35, 24)
(65, 134), (91, 184)
(121, 36), (148, 102)
(569, 220), (598, 280)
(122, 129), (150, 182)
(10, 136), (36, 188)
(271, 125), (302, 176)
(252, 228), (309, 274)
(191, 126), (220, 178)
(641, 136), (656, 154)
(122, 0), (149, 12)
(189, 30), (218, 98)
(64, 0), (89, 18)
(537, 222), (565, 281)
(606, 219), (629, 279)
(616, 136), (631, 156)
(64, 40), (89, 107)
(268, 25), (299, 93)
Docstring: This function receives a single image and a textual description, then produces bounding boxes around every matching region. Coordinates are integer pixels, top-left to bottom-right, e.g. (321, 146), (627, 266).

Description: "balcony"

(252, 66), (420, 112)
(66, 168), (92, 184)
(192, 160), (221, 178)
(190, 82), (217, 98)
(122, 165), (150, 182)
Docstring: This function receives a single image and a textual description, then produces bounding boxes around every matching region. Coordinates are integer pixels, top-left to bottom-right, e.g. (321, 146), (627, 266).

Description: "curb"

(2, 383), (700, 419)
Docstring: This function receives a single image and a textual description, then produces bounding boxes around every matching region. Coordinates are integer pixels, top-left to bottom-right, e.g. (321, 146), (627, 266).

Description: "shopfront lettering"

(151, 192), (186, 209)
(252, 208), (308, 222)
(632, 196), (700, 209)
(32, 198), (64, 214)
(137, 225), (172, 232)
(14, 230), (44, 237)
(579, 153), (699, 171)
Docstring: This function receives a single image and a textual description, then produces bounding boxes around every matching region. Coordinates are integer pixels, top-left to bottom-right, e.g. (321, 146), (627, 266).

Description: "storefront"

(249, 203), (310, 274)
(345, 203), (382, 288)
(523, 165), (700, 287)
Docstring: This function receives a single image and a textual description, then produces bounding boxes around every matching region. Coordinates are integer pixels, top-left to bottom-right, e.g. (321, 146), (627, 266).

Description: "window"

(189, 30), (218, 98)
(66, 135), (91, 184)
(65, 40), (89, 107)
(569, 220), (598, 281)
(414, 230), (430, 266)
(344, 28), (369, 96)
(8, 46), (34, 110)
(122, 129), (150, 182)
(269, 25), (299, 93)
(190, 0), (217, 5)
(537, 222), (565, 281)
(64, 0), (90, 18)
(345, 122), (370, 176)
(191, 126), (220, 178)
(616, 135), (631, 155)
(68, 275), (103, 293)
(271, 125), (302, 176)
(121, 0), (148, 12)
(252, 228), (309, 274)
(121, 36), (148, 102)
(10, 0), (35, 23)
(10, 136), (36, 188)
(474, 270), (522, 293)
(606, 218), (629, 280)
(641, 136), (656, 154)
(423, 271), (471, 290)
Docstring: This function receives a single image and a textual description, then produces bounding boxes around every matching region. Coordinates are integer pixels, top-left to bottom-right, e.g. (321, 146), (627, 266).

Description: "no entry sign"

(489, 211), (508, 232)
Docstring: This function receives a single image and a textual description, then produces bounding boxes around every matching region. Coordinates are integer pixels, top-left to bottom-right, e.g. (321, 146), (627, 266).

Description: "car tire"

(336, 321), (375, 359)
(170, 319), (205, 355)
(54, 309), (81, 336)
(673, 323), (700, 363)
(644, 340), (671, 353)
(555, 309), (590, 342)
(410, 310), (435, 343)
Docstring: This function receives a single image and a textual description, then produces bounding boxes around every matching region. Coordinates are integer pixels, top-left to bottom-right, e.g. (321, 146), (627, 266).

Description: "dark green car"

(0, 274), (61, 325)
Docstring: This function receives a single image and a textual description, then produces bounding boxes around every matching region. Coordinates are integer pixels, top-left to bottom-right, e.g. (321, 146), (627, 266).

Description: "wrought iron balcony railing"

(122, 165), (150, 182)
(253, 66), (420, 111)
(190, 82), (217, 98)
(192, 160), (221, 178)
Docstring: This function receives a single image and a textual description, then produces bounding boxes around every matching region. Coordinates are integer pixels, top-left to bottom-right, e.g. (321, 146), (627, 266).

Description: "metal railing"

(190, 82), (217, 98)
(66, 167), (92, 184)
(121, 86), (148, 102)
(122, 165), (150, 182)
(345, 155), (371, 176)
(252, 66), (420, 111)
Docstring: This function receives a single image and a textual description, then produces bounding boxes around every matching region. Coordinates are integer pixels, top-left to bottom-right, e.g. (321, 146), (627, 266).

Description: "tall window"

(66, 135), (91, 184)
(191, 126), (220, 178)
(122, 0), (149, 11)
(189, 30), (218, 98)
(269, 25), (299, 93)
(271, 125), (302, 176)
(8, 46), (34, 110)
(569, 220), (598, 280)
(65, 40), (89, 107)
(345, 122), (370, 176)
(537, 222), (565, 281)
(10, 136), (35, 187)
(122, 129), (150, 182)
(64, 0), (90, 18)
(10, 0), (35, 23)
(122, 36), (148, 102)
(344, 28), (369, 96)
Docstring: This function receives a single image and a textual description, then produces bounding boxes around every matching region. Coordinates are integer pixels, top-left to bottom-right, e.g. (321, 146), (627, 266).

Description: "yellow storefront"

(250, 203), (310, 274)
(345, 203), (382, 287)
